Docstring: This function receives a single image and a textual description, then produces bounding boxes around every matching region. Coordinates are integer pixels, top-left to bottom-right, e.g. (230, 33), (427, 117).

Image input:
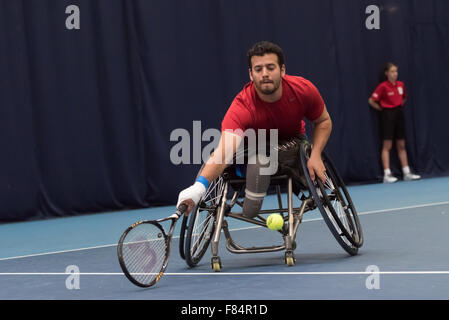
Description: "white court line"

(0, 244), (117, 262)
(1, 200), (448, 262)
(0, 271), (449, 276)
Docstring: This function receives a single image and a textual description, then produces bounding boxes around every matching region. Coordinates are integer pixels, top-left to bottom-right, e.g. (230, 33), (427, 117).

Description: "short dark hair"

(247, 41), (285, 69)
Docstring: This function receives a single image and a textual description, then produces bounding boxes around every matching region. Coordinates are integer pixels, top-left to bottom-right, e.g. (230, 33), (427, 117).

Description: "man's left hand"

(307, 153), (326, 183)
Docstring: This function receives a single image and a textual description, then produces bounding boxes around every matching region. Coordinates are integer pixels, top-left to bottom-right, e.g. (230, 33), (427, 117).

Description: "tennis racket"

(117, 203), (187, 288)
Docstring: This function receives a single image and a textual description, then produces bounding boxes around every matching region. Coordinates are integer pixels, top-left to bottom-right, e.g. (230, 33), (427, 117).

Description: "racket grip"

(177, 203), (188, 215)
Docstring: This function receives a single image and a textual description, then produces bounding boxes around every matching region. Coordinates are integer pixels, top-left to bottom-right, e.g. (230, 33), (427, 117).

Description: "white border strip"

(1, 200), (448, 262)
(0, 271), (448, 276)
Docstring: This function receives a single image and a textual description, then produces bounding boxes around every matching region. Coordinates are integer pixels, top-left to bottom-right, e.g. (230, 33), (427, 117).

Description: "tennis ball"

(266, 214), (284, 231)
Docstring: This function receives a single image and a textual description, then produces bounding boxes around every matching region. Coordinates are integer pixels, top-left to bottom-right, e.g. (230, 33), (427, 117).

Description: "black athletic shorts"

(381, 106), (405, 140)
(231, 135), (308, 195)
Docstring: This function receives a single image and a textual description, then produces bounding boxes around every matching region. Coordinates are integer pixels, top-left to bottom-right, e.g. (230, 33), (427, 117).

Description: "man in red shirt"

(368, 62), (420, 183)
(177, 41), (332, 216)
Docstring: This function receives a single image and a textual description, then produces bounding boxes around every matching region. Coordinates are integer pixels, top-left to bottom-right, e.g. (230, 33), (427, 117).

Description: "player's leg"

(242, 153), (271, 218)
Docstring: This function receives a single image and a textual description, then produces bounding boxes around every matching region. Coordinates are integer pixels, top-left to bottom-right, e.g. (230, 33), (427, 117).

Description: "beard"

(255, 78), (282, 95)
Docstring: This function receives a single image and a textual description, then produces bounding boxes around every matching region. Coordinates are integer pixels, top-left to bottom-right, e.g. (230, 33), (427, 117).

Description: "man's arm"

(177, 131), (242, 214)
(200, 131), (242, 182)
(307, 104), (332, 182)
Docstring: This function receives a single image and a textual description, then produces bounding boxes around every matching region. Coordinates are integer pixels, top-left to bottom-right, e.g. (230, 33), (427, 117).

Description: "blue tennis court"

(1, 176), (448, 300)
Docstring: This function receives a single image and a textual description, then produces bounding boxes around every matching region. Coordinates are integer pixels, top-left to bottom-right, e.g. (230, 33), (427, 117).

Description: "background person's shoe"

(404, 172), (421, 181)
(383, 174), (398, 183)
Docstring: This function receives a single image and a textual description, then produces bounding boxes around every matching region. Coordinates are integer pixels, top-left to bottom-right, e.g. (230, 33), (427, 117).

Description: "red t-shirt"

(371, 80), (407, 108)
(221, 75), (325, 139)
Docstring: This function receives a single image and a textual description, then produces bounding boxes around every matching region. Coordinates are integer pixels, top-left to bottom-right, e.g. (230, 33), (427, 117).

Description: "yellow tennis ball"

(266, 214), (284, 231)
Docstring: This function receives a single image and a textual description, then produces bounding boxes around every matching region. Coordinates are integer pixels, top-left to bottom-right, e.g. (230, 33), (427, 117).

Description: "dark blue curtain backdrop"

(1, 0), (448, 221)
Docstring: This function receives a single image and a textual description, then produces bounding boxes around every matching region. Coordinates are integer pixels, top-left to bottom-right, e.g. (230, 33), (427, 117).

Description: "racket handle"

(177, 203), (188, 215)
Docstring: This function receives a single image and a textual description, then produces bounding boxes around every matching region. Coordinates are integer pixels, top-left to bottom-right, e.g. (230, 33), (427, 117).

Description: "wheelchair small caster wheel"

(211, 257), (222, 272)
(285, 252), (295, 266)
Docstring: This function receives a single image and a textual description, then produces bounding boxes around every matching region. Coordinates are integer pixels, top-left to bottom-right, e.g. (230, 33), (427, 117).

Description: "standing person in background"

(368, 62), (421, 183)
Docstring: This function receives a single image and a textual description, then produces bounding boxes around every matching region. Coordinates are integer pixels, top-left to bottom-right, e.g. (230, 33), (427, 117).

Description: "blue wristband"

(196, 176), (210, 189)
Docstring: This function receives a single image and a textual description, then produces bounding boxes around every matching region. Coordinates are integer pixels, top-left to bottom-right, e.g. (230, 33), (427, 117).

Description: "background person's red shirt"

(371, 80), (407, 108)
(221, 75), (325, 139)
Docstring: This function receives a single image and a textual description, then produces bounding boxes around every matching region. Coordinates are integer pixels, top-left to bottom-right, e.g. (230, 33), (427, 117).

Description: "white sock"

(384, 168), (392, 176)
(402, 166), (410, 175)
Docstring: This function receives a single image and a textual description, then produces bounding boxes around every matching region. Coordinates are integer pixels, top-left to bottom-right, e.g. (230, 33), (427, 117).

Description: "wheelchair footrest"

(225, 238), (286, 254)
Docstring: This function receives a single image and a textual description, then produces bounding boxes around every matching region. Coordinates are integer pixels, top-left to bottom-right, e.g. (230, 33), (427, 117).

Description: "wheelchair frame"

(210, 174), (311, 270)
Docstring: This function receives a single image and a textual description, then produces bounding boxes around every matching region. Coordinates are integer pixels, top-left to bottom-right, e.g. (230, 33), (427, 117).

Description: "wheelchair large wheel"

(299, 143), (363, 256)
(184, 171), (225, 267)
(178, 213), (189, 260)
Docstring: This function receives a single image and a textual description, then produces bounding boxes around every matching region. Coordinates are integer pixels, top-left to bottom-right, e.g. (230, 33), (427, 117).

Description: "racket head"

(117, 220), (169, 288)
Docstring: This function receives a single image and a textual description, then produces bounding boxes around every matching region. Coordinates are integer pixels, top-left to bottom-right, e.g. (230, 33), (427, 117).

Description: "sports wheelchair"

(178, 139), (363, 271)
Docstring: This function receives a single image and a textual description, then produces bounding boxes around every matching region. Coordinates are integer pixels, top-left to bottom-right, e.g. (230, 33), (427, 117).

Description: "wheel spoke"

(320, 167), (358, 247)
(191, 213), (214, 255)
(206, 176), (224, 199)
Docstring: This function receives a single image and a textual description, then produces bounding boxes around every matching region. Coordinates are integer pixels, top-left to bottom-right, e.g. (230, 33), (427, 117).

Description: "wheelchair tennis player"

(177, 41), (332, 217)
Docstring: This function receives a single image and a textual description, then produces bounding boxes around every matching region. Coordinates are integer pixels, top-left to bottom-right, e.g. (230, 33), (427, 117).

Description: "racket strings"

(121, 223), (167, 285)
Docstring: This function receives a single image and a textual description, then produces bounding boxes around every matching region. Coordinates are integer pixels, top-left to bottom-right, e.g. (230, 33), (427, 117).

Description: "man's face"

(249, 53), (285, 95)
